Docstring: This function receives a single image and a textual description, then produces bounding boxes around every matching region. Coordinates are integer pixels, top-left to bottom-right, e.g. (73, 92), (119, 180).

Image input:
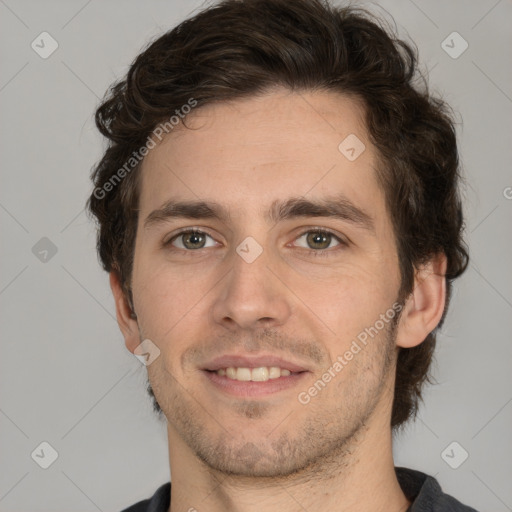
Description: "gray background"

(1, 0), (511, 510)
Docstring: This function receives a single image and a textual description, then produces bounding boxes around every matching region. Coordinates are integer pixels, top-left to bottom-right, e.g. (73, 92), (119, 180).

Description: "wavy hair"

(87, 0), (469, 431)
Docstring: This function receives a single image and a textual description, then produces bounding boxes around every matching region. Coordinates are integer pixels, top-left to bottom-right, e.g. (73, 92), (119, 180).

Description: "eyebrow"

(144, 194), (375, 233)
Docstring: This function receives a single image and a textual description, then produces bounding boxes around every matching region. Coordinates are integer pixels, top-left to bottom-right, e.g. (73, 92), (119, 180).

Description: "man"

(87, 0), (477, 510)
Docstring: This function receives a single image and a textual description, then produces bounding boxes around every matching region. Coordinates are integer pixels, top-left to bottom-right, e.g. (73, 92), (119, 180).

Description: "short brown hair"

(87, 0), (468, 431)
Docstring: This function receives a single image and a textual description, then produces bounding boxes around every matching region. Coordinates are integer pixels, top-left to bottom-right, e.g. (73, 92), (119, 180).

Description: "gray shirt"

(121, 467), (480, 512)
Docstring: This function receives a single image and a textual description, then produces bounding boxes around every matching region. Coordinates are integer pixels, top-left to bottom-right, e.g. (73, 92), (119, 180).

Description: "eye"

(164, 228), (346, 254)
(166, 230), (217, 250)
(293, 229), (344, 252)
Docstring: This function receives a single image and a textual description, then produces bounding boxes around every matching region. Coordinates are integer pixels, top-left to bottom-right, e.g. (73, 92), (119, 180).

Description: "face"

(127, 88), (404, 477)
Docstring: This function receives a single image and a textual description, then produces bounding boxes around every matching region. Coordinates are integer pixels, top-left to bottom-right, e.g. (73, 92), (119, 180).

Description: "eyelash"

(163, 228), (347, 257)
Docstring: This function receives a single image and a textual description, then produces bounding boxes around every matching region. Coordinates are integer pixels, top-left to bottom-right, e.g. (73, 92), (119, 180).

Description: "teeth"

(236, 367), (252, 381)
(251, 367), (268, 381)
(269, 366), (281, 379)
(216, 366), (295, 381)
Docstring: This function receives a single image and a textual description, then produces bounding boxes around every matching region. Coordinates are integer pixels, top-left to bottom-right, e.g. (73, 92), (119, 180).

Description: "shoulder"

(396, 467), (480, 512)
(120, 482), (171, 512)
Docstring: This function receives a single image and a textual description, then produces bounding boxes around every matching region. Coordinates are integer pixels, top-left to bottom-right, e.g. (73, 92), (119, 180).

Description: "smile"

(215, 366), (294, 381)
(202, 368), (309, 398)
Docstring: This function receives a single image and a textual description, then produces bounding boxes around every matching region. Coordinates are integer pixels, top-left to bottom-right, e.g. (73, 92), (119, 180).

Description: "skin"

(110, 87), (447, 512)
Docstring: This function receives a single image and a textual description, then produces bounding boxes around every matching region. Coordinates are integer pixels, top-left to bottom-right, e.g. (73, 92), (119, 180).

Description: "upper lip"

(202, 354), (310, 373)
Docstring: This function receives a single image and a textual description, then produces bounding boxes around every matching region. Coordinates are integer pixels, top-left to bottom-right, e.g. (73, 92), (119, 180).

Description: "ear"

(396, 253), (447, 349)
(109, 271), (140, 354)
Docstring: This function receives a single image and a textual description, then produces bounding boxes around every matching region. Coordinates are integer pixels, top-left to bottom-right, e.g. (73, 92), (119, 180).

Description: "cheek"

(287, 260), (399, 343)
(131, 256), (210, 345)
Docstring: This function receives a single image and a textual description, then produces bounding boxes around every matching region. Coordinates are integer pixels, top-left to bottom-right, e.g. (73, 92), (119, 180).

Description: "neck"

(167, 398), (410, 512)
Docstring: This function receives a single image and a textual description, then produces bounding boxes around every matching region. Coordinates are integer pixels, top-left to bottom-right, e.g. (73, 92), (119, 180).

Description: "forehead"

(138, 88), (385, 222)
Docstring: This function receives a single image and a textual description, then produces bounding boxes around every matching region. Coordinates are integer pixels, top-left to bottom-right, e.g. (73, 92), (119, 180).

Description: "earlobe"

(396, 253), (447, 349)
(109, 271), (140, 353)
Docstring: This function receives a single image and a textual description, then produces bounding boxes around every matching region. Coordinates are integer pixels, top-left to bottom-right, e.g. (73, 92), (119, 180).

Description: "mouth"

(201, 355), (310, 397)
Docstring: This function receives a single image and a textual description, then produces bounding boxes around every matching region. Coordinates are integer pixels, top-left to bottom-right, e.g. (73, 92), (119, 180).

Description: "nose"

(210, 245), (292, 331)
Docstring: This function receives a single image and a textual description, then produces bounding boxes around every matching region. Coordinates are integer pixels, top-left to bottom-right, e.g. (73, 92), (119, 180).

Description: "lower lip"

(202, 370), (309, 397)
